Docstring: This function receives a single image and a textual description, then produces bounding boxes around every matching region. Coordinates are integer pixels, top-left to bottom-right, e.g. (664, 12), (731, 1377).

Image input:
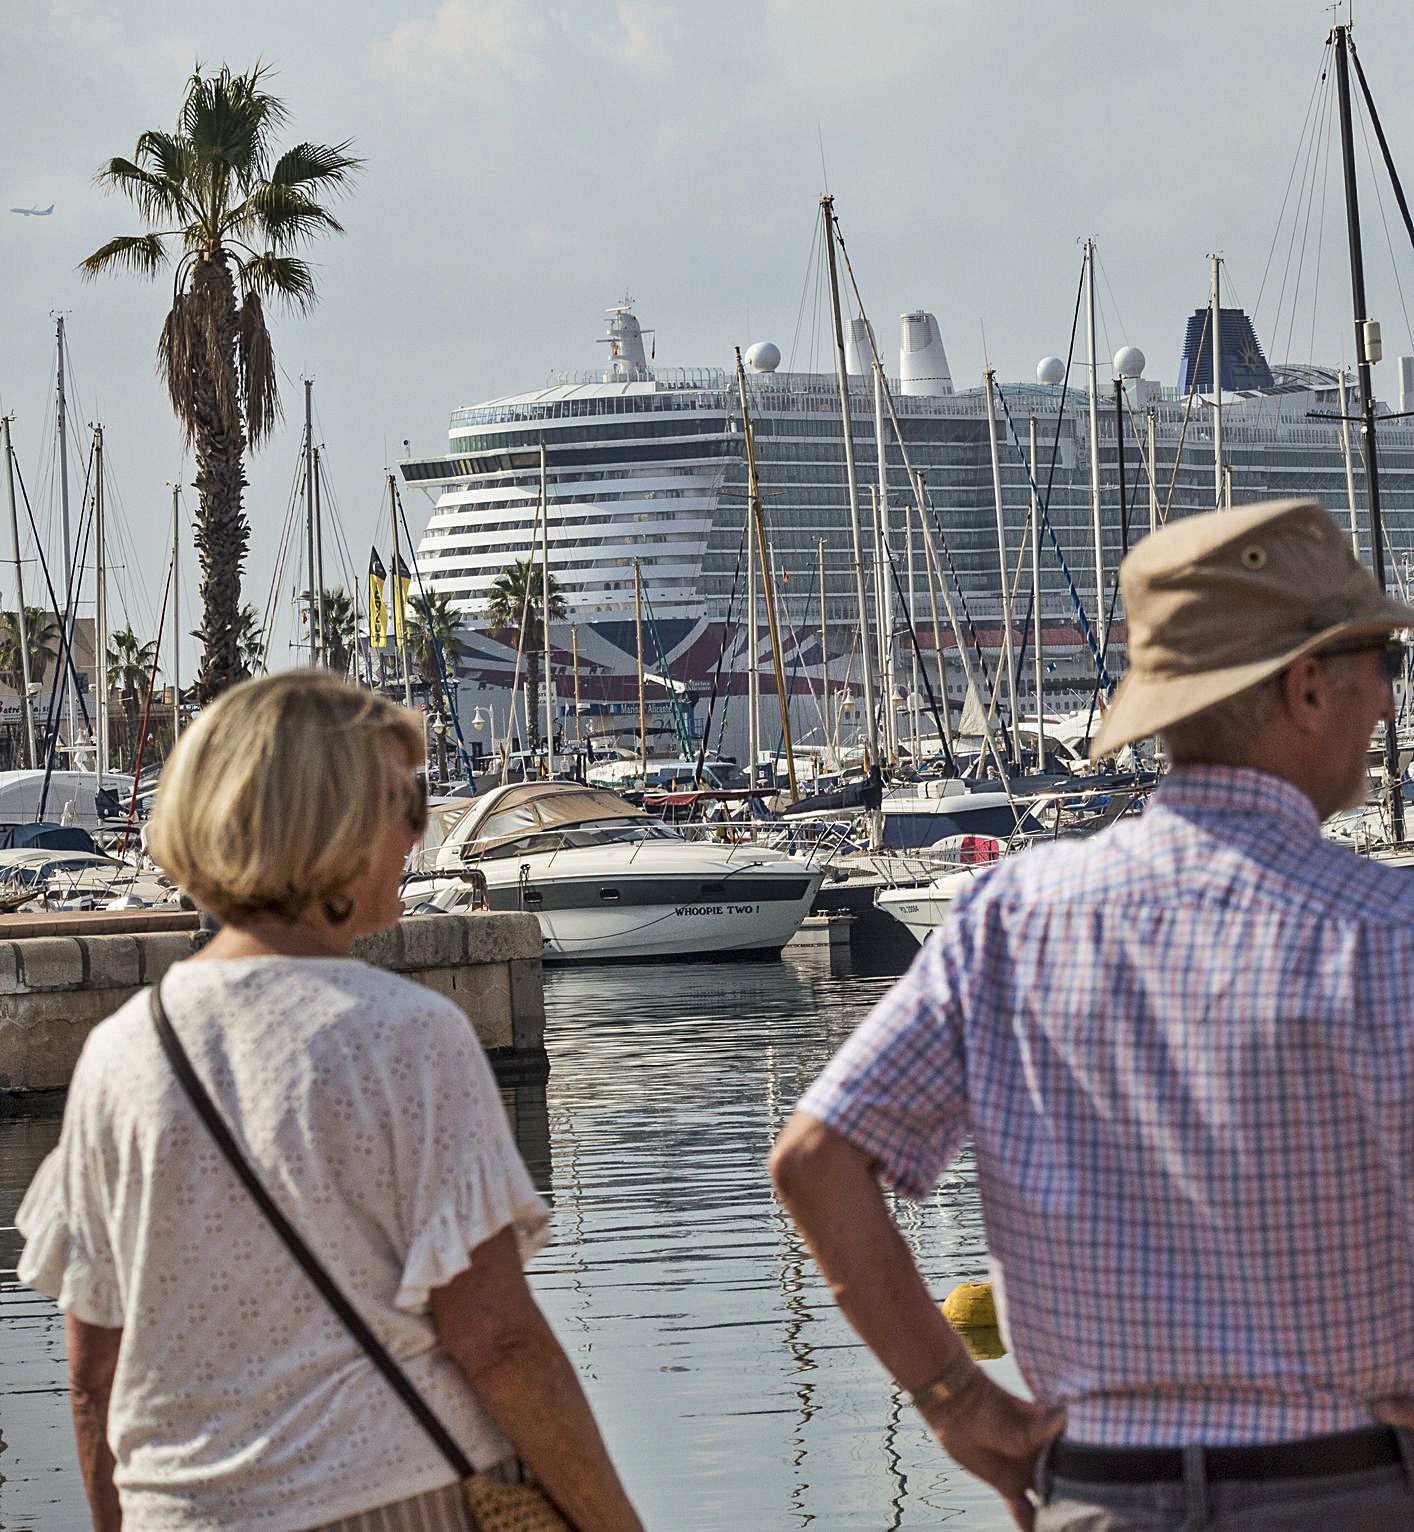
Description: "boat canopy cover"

(467, 785), (647, 854)
(0, 822), (100, 854)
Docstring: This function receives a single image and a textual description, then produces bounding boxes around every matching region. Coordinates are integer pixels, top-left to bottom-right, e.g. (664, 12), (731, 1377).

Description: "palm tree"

(236, 604), (267, 677)
(107, 626), (160, 770)
(318, 587), (356, 676)
(81, 64), (360, 703)
(405, 589), (465, 698)
(483, 560), (567, 751)
(0, 608), (60, 691)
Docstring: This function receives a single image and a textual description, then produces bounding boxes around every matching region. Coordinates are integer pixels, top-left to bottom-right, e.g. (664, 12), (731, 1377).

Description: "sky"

(3, 0), (1413, 678)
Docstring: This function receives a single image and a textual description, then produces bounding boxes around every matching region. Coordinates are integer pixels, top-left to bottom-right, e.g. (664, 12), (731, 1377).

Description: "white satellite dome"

(1113, 345), (1146, 378)
(745, 340), (781, 373)
(1036, 356), (1065, 385)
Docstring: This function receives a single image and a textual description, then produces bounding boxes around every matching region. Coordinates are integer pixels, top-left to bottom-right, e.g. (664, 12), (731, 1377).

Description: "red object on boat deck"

(960, 835), (1002, 866)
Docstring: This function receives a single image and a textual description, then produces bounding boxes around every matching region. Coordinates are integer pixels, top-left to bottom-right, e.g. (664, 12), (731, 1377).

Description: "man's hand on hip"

(919, 1366), (1065, 1532)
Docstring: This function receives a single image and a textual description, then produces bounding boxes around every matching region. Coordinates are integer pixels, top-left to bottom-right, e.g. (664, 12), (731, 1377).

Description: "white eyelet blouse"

(18, 956), (550, 1530)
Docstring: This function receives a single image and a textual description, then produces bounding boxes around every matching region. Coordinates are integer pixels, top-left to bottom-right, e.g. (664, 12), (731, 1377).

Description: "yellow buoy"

(942, 1280), (997, 1330)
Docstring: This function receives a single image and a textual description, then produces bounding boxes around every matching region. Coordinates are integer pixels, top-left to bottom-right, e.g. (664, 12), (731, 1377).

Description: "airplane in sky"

(10, 205), (54, 217)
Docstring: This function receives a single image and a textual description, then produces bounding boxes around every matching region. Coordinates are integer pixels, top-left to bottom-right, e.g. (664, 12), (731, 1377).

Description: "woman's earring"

(322, 893), (354, 925)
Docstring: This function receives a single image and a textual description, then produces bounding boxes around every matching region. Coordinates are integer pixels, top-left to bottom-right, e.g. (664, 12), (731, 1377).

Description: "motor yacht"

(409, 781), (824, 962)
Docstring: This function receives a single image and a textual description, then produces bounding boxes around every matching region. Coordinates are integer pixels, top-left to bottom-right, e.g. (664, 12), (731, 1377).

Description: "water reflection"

(534, 947), (1020, 1530)
(0, 947), (1019, 1531)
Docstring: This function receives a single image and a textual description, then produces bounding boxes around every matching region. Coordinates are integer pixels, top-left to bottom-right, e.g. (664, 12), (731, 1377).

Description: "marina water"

(1, 945), (1022, 1530)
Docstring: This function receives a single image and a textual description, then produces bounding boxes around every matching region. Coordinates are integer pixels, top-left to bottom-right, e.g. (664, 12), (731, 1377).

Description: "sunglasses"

(403, 768), (429, 835)
(1314, 635), (1406, 683)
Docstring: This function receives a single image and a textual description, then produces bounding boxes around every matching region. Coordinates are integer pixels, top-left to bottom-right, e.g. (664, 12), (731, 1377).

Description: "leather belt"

(1051, 1426), (1401, 1484)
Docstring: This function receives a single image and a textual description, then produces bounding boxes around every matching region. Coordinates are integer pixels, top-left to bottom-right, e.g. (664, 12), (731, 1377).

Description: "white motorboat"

(410, 781), (824, 963)
(874, 865), (982, 946)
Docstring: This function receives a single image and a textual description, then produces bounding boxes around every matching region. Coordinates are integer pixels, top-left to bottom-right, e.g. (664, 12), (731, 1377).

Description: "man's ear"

(1278, 656), (1327, 731)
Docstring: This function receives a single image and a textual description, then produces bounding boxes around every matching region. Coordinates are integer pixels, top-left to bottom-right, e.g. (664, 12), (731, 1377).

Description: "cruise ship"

(402, 299), (1414, 756)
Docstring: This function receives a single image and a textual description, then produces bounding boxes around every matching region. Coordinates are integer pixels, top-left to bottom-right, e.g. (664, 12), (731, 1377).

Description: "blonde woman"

(17, 672), (641, 1532)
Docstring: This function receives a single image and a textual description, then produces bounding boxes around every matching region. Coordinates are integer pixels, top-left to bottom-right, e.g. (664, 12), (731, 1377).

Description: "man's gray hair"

(1159, 650), (1364, 765)
(1159, 675), (1283, 766)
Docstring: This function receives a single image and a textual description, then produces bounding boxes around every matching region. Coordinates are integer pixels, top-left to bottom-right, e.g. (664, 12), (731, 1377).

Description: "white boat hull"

(874, 867), (980, 945)
(425, 853), (823, 963)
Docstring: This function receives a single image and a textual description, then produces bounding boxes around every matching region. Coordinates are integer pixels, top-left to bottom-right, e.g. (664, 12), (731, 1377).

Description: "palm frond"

(158, 291), (201, 443)
(93, 157), (189, 224)
(236, 288), (280, 445)
(182, 63), (288, 197)
(240, 252), (316, 311)
(193, 258), (241, 436)
(228, 183), (343, 250)
(80, 233), (169, 280)
(134, 129), (192, 178)
(158, 263), (242, 445)
(268, 140), (363, 195)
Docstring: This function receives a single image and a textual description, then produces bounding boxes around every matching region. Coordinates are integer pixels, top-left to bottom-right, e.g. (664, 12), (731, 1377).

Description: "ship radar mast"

(598, 294), (654, 380)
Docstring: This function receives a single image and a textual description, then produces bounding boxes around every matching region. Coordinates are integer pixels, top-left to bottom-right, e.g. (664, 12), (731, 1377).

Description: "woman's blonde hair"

(147, 670), (423, 925)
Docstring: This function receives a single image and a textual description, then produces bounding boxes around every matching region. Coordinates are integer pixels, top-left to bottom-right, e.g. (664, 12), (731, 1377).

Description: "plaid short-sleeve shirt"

(801, 765), (1414, 1445)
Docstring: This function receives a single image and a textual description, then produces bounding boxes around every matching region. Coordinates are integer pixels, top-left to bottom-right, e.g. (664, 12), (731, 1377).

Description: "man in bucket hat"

(772, 500), (1414, 1530)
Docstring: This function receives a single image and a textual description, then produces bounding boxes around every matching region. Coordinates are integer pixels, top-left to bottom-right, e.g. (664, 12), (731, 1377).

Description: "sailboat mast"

(1338, 368), (1360, 553)
(874, 362), (896, 763)
(2, 416), (36, 767)
(93, 423), (108, 779)
(170, 484), (181, 741)
(1029, 417), (1045, 765)
(746, 479), (760, 788)
(313, 446), (327, 667)
(540, 441), (554, 773)
(985, 371), (1021, 760)
(304, 380), (319, 664)
(388, 473), (412, 708)
(820, 195), (880, 766)
(55, 317), (77, 749)
(906, 511), (919, 757)
(634, 558), (647, 784)
(915, 472), (953, 765)
(1084, 239), (1105, 653)
(1333, 20), (1403, 841)
(571, 623), (583, 747)
(1210, 256), (1224, 509)
(817, 538), (831, 762)
(735, 348), (798, 800)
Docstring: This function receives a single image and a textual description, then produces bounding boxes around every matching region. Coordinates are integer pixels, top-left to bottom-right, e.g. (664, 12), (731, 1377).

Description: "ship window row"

(406, 438), (728, 482)
(422, 464), (709, 506)
(426, 525), (707, 550)
(433, 488), (701, 520)
(422, 535), (704, 566)
(419, 536), (707, 566)
(424, 510), (709, 538)
(448, 417), (729, 455)
(451, 391), (724, 429)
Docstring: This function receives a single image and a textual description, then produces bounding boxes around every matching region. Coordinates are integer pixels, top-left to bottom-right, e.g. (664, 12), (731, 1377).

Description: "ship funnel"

(845, 317), (877, 376)
(599, 298), (650, 380)
(900, 311), (953, 396)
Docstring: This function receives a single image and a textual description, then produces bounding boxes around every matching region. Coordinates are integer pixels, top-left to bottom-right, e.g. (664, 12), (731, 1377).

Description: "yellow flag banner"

(390, 553), (412, 646)
(368, 547), (387, 649)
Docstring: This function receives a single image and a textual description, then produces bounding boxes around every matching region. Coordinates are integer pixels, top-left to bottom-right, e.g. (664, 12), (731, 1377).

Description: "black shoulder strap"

(148, 982), (474, 1480)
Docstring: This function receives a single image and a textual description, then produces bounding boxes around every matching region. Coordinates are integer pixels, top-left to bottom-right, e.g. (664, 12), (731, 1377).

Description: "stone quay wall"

(0, 912), (545, 1098)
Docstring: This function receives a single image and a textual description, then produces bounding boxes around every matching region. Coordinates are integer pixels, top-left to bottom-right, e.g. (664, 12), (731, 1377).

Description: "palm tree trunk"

(189, 254), (250, 703)
(528, 650), (542, 754)
(124, 693), (140, 772)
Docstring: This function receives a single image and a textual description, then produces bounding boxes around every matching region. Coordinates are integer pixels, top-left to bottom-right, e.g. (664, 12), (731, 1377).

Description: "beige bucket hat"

(1091, 498), (1414, 759)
